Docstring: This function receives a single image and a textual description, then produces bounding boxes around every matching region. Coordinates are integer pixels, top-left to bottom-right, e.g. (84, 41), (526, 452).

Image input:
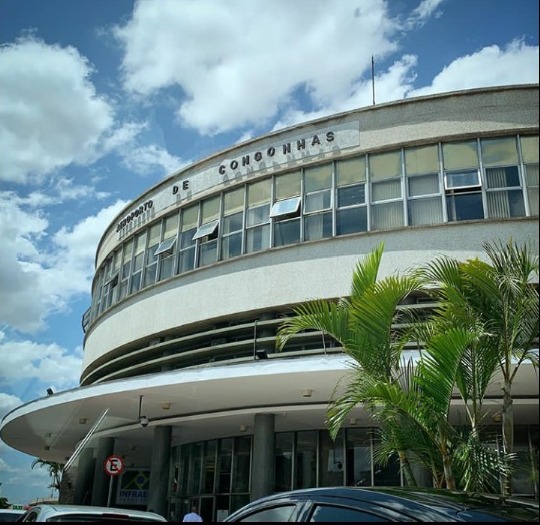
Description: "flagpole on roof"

(372, 55), (376, 105)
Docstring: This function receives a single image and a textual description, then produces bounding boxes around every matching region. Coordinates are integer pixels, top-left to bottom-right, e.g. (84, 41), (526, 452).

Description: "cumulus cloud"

(121, 144), (185, 177)
(0, 337), (82, 392)
(409, 39), (539, 98)
(0, 38), (114, 185)
(0, 37), (181, 187)
(113, 0), (539, 138)
(271, 55), (418, 131)
(0, 197), (129, 333)
(114, 0), (400, 135)
(0, 392), (24, 421)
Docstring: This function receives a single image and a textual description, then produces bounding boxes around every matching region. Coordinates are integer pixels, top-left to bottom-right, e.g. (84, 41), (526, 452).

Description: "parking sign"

(104, 454), (124, 476)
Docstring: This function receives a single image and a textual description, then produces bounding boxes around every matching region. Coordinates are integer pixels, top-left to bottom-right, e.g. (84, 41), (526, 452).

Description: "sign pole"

(104, 454), (125, 508)
(107, 476), (114, 507)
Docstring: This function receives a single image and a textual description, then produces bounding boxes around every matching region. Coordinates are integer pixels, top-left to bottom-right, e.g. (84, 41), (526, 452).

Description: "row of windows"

(168, 425), (539, 520)
(87, 135), (539, 329)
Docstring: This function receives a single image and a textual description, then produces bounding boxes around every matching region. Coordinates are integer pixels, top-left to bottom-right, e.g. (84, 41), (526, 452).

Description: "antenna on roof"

(371, 55), (376, 105)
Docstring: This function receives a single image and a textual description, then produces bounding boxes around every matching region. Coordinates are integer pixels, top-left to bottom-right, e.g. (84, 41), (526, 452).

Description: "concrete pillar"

(73, 447), (95, 504)
(251, 413), (275, 501)
(147, 426), (172, 517)
(91, 437), (115, 506)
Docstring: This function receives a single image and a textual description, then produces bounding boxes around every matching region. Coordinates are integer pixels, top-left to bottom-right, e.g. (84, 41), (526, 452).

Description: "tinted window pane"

(445, 170), (480, 189)
(223, 212), (243, 234)
(408, 197), (443, 226)
(336, 207), (367, 235)
(338, 184), (365, 207)
(274, 218), (300, 247)
(239, 505), (296, 522)
(304, 212), (332, 241)
(485, 166), (520, 188)
(222, 233), (242, 259)
(481, 136), (519, 166)
(275, 433), (293, 492)
(310, 505), (388, 522)
(486, 190), (525, 218)
(446, 193), (484, 221)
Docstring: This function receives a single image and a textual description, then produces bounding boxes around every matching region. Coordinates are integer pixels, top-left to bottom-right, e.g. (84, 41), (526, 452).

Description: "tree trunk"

(440, 441), (456, 490)
(398, 450), (417, 487)
(501, 384), (514, 497)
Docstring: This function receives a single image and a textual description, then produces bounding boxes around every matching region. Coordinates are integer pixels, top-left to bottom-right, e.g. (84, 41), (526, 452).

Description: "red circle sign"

(104, 454), (124, 476)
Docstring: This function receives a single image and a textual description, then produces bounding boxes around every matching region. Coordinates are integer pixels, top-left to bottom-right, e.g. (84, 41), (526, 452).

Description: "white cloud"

(114, 0), (538, 138)
(0, 38), (115, 185)
(0, 392), (24, 421)
(121, 144), (185, 177)
(0, 337), (81, 394)
(409, 39), (539, 98)
(408, 0), (446, 26)
(0, 197), (129, 333)
(272, 55), (418, 131)
(115, 0), (399, 135)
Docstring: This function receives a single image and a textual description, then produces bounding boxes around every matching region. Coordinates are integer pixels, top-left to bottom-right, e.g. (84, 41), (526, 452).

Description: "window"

(143, 224), (160, 287)
(236, 505), (296, 522)
(155, 236), (177, 256)
(101, 260), (119, 311)
(443, 140), (479, 170)
(485, 166), (525, 218)
(295, 431), (317, 489)
(178, 206), (198, 273)
(443, 141), (483, 222)
(479, 136), (529, 219)
(304, 164), (332, 241)
(193, 219), (219, 240)
(444, 169), (480, 190)
(246, 179), (271, 253)
(521, 135), (539, 215)
(273, 172), (301, 247)
(309, 504), (389, 522)
(197, 197), (220, 266)
(346, 428), (372, 487)
(405, 145), (443, 226)
(158, 214), (179, 281)
(336, 157), (367, 235)
(222, 188), (244, 260)
(275, 433), (293, 492)
(320, 430), (344, 486)
(119, 237), (133, 300)
(130, 231), (147, 293)
(270, 197), (301, 218)
(369, 151), (404, 231)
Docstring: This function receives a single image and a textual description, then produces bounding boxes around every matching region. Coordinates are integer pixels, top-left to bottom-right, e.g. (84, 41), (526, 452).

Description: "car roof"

(225, 486), (539, 522)
(23, 504), (166, 521)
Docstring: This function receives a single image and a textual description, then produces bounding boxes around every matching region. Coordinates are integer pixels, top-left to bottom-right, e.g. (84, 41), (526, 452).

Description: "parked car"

(222, 486), (540, 522)
(17, 504), (167, 522)
(0, 508), (26, 522)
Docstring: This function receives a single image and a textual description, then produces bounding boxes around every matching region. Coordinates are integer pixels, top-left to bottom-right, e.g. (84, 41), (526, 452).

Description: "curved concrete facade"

(1, 85), (539, 520)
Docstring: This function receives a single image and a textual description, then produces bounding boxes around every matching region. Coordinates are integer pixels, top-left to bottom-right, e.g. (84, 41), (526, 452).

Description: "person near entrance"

(182, 505), (203, 522)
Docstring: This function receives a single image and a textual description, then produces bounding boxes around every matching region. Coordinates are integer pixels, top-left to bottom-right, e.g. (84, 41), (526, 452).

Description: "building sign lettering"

(218, 131), (335, 175)
(116, 200), (153, 232)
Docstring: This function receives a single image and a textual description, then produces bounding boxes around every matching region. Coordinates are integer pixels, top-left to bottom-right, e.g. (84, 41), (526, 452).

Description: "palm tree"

(276, 242), (425, 486)
(417, 238), (539, 494)
(31, 458), (65, 497)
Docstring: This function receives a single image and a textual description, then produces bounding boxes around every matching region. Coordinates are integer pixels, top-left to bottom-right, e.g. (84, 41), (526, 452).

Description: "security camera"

(139, 415), (149, 428)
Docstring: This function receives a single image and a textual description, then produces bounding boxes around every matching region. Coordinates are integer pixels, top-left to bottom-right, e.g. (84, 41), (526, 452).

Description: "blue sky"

(0, 0), (538, 505)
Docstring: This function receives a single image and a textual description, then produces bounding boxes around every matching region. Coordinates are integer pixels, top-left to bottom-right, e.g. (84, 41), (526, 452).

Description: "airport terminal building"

(1, 84), (538, 521)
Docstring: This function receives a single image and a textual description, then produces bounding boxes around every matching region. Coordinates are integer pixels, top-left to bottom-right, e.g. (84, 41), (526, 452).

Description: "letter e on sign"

(104, 455), (124, 476)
